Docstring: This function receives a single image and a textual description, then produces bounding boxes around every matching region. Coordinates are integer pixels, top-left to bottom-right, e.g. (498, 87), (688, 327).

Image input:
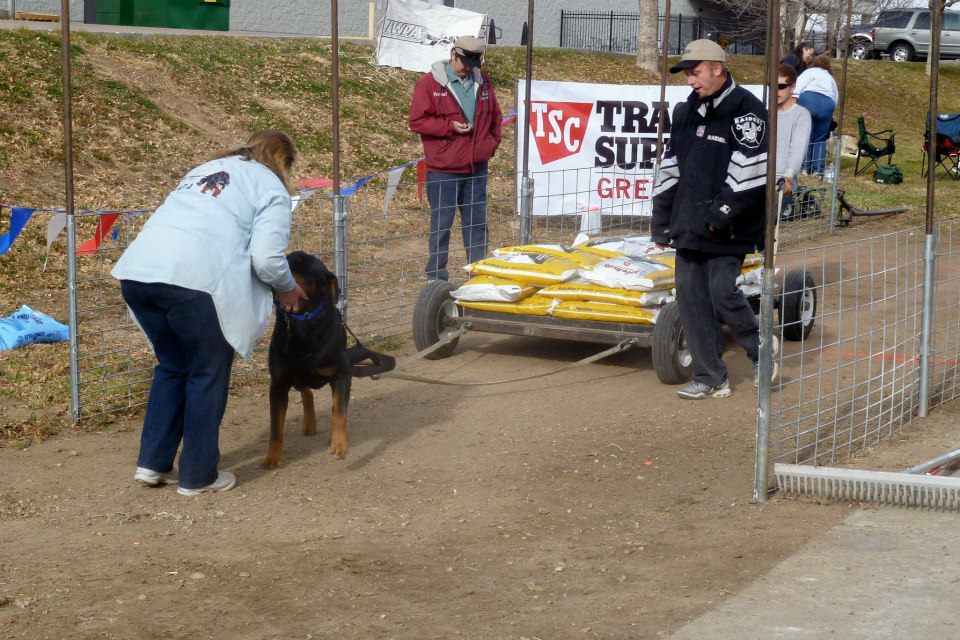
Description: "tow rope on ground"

(372, 332), (638, 387)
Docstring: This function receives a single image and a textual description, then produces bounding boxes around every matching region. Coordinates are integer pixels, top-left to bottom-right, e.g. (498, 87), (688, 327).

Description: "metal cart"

(411, 270), (817, 385)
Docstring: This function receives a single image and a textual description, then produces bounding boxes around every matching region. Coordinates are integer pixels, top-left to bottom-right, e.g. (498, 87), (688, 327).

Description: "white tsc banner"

(376, 0), (485, 73)
(516, 80), (763, 217)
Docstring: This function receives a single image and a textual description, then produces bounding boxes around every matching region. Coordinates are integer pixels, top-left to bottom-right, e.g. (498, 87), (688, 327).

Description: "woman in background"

(112, 130), (305, 496)
(794, 54), (838, 176)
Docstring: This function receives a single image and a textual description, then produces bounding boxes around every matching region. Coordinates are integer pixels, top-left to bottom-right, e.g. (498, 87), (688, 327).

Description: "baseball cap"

(453, 35), (484, 68)
(669, 38), (727, 73)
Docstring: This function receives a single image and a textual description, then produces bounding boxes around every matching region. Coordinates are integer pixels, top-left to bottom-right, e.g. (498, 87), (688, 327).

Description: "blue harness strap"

(281, 302), (326, 322)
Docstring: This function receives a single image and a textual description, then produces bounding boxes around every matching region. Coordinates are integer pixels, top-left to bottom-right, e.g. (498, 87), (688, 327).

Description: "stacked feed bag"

(453, 238), (767, 324)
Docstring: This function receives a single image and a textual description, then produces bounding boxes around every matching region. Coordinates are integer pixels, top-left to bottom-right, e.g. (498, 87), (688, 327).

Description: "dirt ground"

(0, 329), (859, 640)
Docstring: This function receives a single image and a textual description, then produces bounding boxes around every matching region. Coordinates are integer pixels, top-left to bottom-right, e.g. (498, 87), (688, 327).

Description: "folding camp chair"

(853, 116), (896, 176)
(922, 113), (960, 180)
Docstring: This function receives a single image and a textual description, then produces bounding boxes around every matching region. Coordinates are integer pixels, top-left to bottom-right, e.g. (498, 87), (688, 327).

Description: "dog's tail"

(347, 345), (396, 378)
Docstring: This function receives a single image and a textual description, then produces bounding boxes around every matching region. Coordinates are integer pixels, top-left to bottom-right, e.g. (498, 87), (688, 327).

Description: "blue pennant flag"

(0, 207), (36, 256)
(339, 175), (373, 197)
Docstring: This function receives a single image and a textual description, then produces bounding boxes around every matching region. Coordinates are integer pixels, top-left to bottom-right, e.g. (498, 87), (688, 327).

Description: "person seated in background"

(781, 41), (815, 75)
(775, 64), (812, 219)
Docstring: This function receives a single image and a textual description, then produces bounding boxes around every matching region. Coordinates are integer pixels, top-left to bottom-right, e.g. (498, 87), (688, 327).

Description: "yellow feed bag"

(743, 252), (763, 267)
(451, 275), (537, 303)
(493, 245), (601, 267)
(465, 254), (579, 286)
(550, 301), (659, 325)
(573, 235), (671, 259)
(538, 282), (673, 307)
(579, 256), (675, 291)
(457, 295), (557, 316)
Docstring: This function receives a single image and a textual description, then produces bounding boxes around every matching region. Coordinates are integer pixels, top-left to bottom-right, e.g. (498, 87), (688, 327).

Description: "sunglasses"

(777, 83), (793, 90)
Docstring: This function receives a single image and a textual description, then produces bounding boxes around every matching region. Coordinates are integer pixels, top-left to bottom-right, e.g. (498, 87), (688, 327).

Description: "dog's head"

(286, 251), (339, 310)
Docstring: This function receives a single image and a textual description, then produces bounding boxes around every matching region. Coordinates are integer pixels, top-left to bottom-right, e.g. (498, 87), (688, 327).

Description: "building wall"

(12, 0), (84, 21)
(229, 0), (374, 37)
(9, 0), (720, 45)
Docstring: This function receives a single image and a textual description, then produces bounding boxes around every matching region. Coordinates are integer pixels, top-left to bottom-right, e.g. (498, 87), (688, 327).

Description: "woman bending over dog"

(112, 130), (306, 496)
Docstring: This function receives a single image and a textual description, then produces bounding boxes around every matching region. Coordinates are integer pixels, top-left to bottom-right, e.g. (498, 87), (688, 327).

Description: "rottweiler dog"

(262, 251), (352, 468)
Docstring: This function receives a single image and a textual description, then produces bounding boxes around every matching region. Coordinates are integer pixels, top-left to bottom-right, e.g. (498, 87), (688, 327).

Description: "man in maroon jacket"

(409, 35), (503, 281)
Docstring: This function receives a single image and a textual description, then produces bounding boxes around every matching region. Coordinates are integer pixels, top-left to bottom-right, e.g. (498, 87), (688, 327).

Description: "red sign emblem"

(528, 101), (593, 164)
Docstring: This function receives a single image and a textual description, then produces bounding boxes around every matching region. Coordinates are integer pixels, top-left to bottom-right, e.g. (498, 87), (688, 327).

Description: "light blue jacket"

(112, 155), (296, 358)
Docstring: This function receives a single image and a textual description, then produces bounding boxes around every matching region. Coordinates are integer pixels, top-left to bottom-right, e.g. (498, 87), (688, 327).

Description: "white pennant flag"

(383, 164), (408, 216)
(42, 212), (67, 271)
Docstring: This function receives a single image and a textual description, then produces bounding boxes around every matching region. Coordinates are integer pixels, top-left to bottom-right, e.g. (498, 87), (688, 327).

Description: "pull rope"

(373, 338), (638, 387)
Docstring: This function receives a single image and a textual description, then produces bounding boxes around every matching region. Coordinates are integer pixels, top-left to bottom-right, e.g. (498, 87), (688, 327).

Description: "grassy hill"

(2, 28), (960, 442)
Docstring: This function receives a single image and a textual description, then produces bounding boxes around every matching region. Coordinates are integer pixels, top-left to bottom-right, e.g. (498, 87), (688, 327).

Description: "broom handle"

(905, 447), (960, 475)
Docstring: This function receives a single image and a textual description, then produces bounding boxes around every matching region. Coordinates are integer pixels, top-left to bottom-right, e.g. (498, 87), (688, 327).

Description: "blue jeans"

(797, 92), (836, 175)
(425, 163), (489, 281)
(120, 280), (235, 489)
(675, 249), (759, 387)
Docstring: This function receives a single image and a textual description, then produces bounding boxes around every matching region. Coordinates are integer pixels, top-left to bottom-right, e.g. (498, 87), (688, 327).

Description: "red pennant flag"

(298, 177), (334, 190)
(416, 160), (426, 202)
(76, 213), (121, 256)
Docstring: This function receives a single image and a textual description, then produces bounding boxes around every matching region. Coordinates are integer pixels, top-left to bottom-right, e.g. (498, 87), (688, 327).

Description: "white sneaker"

(677, 379), (732, 400)
(177, 471), (236, 496)
(134, 467), (178, 486)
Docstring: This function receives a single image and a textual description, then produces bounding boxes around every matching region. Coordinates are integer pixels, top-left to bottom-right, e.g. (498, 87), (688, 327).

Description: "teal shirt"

(445, 62), (476, 127)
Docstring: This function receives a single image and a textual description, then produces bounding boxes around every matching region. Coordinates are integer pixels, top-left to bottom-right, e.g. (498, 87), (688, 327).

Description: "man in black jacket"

(652, 39), (776, 399)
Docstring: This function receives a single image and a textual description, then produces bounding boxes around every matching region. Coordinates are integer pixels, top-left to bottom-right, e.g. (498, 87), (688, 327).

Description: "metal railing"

(558, 11), (764, 55)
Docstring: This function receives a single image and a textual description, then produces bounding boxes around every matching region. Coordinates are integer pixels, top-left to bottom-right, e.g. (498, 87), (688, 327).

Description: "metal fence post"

(333, 195), (349, 320)
(60, 0), (80, 421)
(919, 229), (936, 417)
(559, 9), (564, 47)
(608, 10), (614, 52)
(827, 136), (842, 233)
(519, 176), (534, 244)
(754, 0), (780, 503)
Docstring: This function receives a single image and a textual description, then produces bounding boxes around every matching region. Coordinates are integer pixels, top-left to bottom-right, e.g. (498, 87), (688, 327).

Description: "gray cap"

(669, 39), (727, 73)
(453, 35), (484, 67)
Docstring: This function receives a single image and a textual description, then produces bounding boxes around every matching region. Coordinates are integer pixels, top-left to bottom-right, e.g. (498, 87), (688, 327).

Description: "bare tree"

(636, 0), (659, 72)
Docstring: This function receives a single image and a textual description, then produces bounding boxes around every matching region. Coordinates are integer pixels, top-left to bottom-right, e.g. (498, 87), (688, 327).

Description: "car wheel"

(850, 42), (868, 60)
(891, 43), (915, 62)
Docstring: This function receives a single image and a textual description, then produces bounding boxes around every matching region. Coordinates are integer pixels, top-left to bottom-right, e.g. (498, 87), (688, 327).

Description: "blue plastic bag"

(0, 305), (69, 351)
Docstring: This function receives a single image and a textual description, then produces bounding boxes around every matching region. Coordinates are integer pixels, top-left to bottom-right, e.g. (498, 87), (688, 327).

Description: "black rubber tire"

(412, 280), (461, 360)
(779, 270), (817, 341)
(890, 42), (914, 62)
(651, 300), (693, 385)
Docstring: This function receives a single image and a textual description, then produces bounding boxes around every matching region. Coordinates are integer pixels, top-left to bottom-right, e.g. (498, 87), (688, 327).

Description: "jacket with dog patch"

(409, 60), (503, 173)
(651, 76), (768, 255)
(112, 155), (295, 358)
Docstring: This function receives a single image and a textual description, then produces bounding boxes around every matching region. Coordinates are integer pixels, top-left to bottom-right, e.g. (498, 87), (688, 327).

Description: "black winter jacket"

(651, 76), (768, 255)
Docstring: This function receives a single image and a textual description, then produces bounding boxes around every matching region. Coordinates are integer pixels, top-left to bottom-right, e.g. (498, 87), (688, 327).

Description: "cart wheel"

(651, 301), (693, 384)
(413, 280), (462, 360)
(779, 270), (817, 341)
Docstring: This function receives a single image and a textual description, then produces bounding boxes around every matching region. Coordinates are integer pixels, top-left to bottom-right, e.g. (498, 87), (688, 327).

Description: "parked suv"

(871, 8), (960, 62)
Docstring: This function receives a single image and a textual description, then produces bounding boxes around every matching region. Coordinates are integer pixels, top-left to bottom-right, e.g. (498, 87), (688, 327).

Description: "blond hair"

(214, 130), (297, 190)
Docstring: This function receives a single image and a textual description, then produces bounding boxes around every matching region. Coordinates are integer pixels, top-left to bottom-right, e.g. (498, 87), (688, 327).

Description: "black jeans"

(675, 249), (759, 386)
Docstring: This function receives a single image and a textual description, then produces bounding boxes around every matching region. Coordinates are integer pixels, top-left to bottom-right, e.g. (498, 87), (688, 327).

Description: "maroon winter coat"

(408, 60), (503, 174)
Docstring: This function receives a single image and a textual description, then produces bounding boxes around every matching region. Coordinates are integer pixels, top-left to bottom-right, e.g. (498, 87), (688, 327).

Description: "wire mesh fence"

(927, 220), (960, 409)
(768, 227), (925, 467)
(66, 133), (879, 442)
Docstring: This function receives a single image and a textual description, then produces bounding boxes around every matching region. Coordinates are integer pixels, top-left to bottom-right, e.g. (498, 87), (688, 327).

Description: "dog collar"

(282, 303), (325, 321)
